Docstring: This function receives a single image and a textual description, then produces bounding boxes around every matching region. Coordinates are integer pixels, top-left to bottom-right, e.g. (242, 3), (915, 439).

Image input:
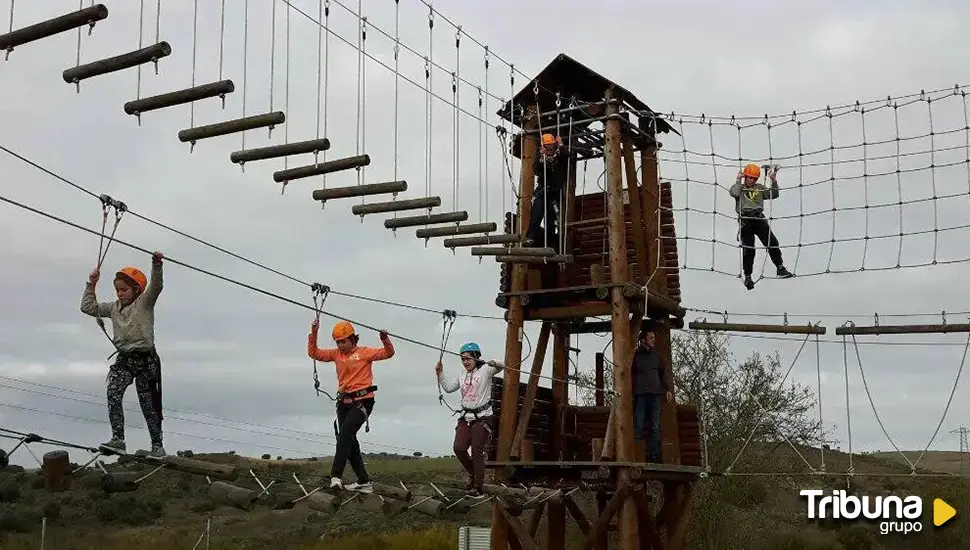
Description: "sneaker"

(345, 481), (373, 493)
(743, 276), (755, 290)
(329, 477), (343, 490)
(149, 446), (166, 458)
(101, 438), (126, 453)
(465, 488), (486, 499)
(776, 266), (794, 278)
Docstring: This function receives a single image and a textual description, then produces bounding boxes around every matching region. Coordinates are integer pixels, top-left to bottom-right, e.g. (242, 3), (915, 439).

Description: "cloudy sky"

(0, 0), (968, 475)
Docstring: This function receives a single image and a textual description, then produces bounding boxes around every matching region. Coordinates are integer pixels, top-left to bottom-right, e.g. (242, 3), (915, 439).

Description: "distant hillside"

(0, 446), (966, 549)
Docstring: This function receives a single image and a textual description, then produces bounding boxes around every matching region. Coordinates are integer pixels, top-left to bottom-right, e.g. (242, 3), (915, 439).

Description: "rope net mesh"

(653, 85), (970, 280)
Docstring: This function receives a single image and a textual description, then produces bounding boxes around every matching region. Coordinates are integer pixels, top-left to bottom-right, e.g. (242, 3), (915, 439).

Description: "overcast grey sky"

(0, 0), (968, 474)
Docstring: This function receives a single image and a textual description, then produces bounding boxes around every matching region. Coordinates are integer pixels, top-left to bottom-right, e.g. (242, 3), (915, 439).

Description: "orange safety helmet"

(742, 163), (761, 179)
(541, 133), (558, 146)
(332, 320), (356, 342)
(115, 267), (147, 292)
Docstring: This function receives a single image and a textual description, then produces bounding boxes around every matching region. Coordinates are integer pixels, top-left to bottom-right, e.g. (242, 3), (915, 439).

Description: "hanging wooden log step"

(230, 138), (331, 166)
(101, 472), (141, 493)
(0, 4), (108, 54)
(471, 246), (556, 257)
(386, 211), (468, 230)
(416, 222), (498, 239)
(178, 112), (285, 143)
(124, 80), (234, 116)
(351, 196), (441, 216)
(443, 233), (520, 248)
(207, 481), (259, 511)
(63, 42), (171, 85)
(275, 154), (370, 183)
(312, 180), (407, 203)
(495, 254), (573, 264)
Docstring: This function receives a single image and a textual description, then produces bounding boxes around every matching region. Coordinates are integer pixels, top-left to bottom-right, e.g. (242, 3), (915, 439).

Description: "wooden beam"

(552, 324), (569, 459)
(563, 494), (592, 536)
(585, 483), (631, 548)
(640, 145), (664, 296)
(689, 321), (826, 335)
(547, 500), (567, 550)
(522, 301), (612, 321)
(527, 501), (546, 538)
(656, 323), (680, 465)
(631, 490), (664, 549)
(605, 86), (640, 550)
(497, 502), (540, 550)
(493, 106), (539, 550)
(834, 323), (970, 335)
(510, 322), (552, 459)
(664, 483), (696, 550)
(622, 136), (649, 282)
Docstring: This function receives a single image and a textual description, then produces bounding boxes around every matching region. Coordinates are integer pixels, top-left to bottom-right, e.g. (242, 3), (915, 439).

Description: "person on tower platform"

(526, 132), (570, 252)
(631, 320), (672, 464)
(729, 163), (794, 290)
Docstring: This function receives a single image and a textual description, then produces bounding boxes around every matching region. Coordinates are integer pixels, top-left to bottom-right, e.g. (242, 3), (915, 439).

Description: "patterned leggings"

(106, 348), (163, 447)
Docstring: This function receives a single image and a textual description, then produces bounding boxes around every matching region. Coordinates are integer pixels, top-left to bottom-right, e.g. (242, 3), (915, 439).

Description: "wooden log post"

(595, 352), (605, 406)
(410, 497), (444, 518)
(307, 491), (340, 513)
(640, 144), (665, 297)
(160, 455), (238, 481)
(207, 481), (259, 511)
(492, 107), (539, 550)
(101, 472), (141, 493)
(547, 323), (569, 549)
(604, 86), (640, 550)
(655, 324), (680, 465)
(42, 450), (71, 492)
(621, 137), (649, 282)
(509, 322), (552, 460)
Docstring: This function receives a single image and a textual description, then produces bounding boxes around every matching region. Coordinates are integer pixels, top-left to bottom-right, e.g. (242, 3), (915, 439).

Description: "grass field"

(0, 446), (966, 549)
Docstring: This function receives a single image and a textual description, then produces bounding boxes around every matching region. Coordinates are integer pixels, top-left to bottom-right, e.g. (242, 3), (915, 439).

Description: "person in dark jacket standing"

(631, 321), (673, 463)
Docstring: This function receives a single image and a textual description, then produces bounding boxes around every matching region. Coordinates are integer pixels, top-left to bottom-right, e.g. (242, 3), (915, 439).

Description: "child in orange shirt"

(308, 319), (394, 491)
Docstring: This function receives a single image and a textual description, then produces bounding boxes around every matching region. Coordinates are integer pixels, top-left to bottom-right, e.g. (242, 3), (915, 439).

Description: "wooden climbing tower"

(486, 54), (703, 550)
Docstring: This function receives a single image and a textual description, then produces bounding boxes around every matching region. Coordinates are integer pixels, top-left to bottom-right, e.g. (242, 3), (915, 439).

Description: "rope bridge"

(652, 85), (970, 284)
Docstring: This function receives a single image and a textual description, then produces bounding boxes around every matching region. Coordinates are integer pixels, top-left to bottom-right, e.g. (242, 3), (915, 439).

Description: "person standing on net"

(729, 163), (794, 290)
(631, 321), (672, 464)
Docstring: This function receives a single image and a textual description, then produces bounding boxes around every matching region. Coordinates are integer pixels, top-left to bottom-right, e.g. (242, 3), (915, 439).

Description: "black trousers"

(739, 215), (783, 276)
(331, 398), (374, 482)
(527, 185), (560, 250)
(106, 348), (163, 447)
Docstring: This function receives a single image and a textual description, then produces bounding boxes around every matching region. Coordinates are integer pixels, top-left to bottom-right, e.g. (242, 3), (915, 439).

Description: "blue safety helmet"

(459, 342), (481, 355)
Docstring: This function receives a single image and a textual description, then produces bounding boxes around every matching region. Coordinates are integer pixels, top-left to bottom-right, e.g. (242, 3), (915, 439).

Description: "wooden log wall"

(659, 181), (681, 303)
(558, 403), (702, 464)
(677, 404), (703, 467)
(487, 377), (556, 461)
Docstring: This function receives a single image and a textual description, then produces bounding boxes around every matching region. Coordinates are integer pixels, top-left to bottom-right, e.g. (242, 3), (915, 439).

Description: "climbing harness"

(333, 386), (378, 436)
(435, 310), (463, 414)
(93, 194), (127, 357)
(309, 282), (332, 398)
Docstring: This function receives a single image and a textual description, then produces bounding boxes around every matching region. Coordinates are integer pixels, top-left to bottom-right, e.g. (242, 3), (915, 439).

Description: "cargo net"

(654, 84), (970, 282)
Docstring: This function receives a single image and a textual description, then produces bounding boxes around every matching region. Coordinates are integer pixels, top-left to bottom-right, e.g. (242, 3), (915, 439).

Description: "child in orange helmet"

(80, 251), (166, 457)
(729, 163), (793, 289)
(434, 342), (504, 498)
(308, 319), (395, 492)
(527, 132), (569, 251)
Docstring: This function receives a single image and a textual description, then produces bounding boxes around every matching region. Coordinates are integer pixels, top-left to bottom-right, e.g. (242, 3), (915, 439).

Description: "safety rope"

(93, 194), (126, 351)
(436, 310), (462, 414)
(310, 283), (334, 401)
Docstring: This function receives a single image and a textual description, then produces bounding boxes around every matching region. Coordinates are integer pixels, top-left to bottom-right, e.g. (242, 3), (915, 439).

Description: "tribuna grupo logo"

(800, 489), (923, 535)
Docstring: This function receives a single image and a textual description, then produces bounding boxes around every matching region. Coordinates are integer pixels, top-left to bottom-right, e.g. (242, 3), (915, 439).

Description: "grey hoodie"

(80, 262), (163, 352)
(729, 181), (780, 216)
